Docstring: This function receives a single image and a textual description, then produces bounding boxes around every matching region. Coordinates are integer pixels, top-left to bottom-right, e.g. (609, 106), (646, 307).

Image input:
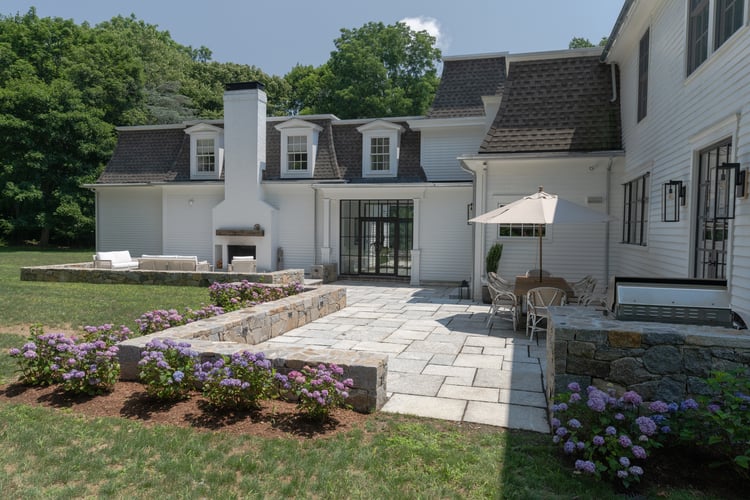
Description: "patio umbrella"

(470, 187), (612, 281)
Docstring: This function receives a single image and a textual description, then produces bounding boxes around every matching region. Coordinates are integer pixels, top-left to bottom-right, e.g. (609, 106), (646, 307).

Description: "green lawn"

(0, 248), (726, 498)
(0, 247), (208, 334)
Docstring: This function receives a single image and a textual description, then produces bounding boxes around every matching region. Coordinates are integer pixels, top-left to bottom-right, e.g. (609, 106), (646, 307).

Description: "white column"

(410, 198), (421, 285)
(321, 197), (331, 264)
(472, 166), (487, 300)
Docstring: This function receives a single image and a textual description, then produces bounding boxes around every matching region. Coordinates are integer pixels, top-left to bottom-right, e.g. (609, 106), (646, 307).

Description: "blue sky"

(3, 1), (624, 76)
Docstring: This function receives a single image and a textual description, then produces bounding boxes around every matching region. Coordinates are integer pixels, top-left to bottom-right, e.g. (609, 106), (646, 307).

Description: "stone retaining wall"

(547, 306), (750, 403)
(117, 285), (387, 412)
(20, 262), (304, 287)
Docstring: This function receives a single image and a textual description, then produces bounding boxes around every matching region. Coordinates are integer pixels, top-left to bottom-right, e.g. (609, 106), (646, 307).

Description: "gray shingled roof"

(480, 55), (621, 153)
(427, 56), (506, 118)
(99, 119), (424, 184)
(98, 127), (192, 183)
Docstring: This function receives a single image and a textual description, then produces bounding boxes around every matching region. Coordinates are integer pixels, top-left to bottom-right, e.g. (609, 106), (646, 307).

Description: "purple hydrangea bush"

(195, 351), (282, 409)
(208, 280), (303, 312)
(135, 305), (225, 335)
(81, 324), (133, 346)
(58, 339), (121, 395)
(8, 326), (77, 386)
(8, 324), (127, 393)
(665, 369), (750, 478)
(138, 338), (198, 400)
(284, 363), (354, 421)
(551, 383), (668, 489)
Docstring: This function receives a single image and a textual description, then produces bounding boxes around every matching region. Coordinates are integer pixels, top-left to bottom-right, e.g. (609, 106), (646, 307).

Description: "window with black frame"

(622, 173), (650, 246)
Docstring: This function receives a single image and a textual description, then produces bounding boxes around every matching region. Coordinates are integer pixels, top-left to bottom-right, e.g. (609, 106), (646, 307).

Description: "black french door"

(340, 200), (413, 277)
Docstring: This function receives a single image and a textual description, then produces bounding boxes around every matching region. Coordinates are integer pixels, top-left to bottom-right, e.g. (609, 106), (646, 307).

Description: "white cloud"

(399, 16), (449, 50)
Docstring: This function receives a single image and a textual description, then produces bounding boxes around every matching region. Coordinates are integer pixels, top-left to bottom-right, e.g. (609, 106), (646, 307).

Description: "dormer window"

(185, 123), (224, 180)
(357, 120), (404, 178)
(196, 138), (216, 172)
(275, 119), (322, 178)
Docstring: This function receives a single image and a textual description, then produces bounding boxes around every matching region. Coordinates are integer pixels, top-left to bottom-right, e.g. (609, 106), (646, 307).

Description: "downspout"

(610, 63), (618, 102)
(605, 156), (614, 283)
(312, 185), (319, 266)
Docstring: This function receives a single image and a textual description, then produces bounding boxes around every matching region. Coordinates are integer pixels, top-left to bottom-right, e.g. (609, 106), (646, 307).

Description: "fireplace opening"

(228, 245), (256, 263)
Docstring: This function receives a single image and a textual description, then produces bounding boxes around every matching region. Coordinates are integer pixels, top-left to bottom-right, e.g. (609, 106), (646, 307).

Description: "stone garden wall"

(117, 285), (388, 413)
(547, 306), (750, 403)
(20, 262), (304, 287)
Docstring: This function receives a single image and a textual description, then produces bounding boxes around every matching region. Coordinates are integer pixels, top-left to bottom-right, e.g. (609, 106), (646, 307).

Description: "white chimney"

(213, 82), (278, 271)
(222, 82), (266, 197)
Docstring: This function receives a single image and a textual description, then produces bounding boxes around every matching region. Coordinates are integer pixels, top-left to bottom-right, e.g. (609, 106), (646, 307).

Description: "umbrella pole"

(538, 229), (543, 282)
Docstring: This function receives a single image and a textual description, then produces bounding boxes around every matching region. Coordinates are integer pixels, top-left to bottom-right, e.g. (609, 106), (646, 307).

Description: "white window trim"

(185, 123), (224, 180)
(357, 120), (404, 178)
(685, 0), (748, 78)
(275, 119), (322, 179)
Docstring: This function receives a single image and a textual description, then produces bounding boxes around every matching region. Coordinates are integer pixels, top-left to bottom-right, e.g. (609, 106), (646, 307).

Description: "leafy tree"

(183, 61), (290, 118)
(569, 36), (609, 49)
(312, 22), (441, 118)
(0, 9), (127, 245)
(282, 64), (324, 116)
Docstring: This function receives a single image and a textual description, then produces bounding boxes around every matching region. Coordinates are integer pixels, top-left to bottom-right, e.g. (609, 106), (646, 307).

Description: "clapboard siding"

(419, 186), (474, 282)
(610, 0), (750, 318)
(162, 186), (223, 262)
(265, 184), (316, 272)
(421, 127), (484, 181)
(96, 187), (163, 257)
(481, 160), (611, 287)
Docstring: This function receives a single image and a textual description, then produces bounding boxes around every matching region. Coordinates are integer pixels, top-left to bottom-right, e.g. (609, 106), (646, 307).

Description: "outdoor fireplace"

(227, 245), (256, 263)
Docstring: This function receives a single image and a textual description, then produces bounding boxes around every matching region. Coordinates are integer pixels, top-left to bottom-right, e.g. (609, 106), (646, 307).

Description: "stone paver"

(280, 280), (550, 433)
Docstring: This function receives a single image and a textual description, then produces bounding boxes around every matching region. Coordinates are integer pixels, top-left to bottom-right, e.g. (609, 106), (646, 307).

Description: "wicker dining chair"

(487, 272), (520, 331)
(526, 286), (567, 340)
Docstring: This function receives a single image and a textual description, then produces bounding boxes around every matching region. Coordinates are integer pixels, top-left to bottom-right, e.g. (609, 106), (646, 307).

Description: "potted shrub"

(482, 243), (503, 303)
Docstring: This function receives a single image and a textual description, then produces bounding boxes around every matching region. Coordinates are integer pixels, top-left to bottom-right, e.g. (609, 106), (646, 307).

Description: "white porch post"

(472, 166), (487, 300)
(321, 197), (331, 264)
(410, 198), (421, 285)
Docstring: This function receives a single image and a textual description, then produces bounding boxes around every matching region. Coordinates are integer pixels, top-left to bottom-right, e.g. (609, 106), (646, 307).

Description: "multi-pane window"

(370, 137), (390, 171)
(637, 29), (649, 122)
(688, 0), (710, 75)
(715, 0), (744, 48)
(622, 173), (650, 246)
(287, 135), (308, 171)
(196, 138), (215, 172)
(688, 0), (745, 75)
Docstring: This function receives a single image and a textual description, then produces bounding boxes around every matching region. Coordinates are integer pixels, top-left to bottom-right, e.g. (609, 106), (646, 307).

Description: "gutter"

(600, 0), (636, 62)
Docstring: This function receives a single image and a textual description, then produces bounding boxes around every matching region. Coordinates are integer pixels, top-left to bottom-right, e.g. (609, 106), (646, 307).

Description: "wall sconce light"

(188, 199), (194, 207)
(714, 163), (745, 220)
(662, 180), (685, 222)
(467, 202), (474, 225)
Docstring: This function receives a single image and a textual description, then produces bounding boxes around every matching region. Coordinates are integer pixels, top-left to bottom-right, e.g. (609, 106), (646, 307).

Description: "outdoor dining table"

(514, 276), (574, 312)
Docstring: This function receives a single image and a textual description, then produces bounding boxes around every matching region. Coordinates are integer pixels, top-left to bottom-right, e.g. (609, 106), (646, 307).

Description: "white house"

(88, 82), (474, 285)
(603, 0), (750, 320)
(89, 46), (624, 293)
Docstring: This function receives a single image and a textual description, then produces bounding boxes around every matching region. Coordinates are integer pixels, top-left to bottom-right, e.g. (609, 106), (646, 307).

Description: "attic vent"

(587, 196), (604, 205)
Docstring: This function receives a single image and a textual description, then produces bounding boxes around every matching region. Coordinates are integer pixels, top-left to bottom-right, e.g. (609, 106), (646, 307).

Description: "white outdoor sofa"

(93, 250), (139, 269)
(228, 256), (257, 273)
(137, 255), (211, 272)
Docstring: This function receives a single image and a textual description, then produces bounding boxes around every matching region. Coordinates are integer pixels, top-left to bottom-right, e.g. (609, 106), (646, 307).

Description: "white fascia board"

(267, 114), (339, 123)
(459, 150), (625, 167)
(407, 116), (486, 130)
(507, 47), (603, 62)
(442, 51), (509, 62)
(116, 124), (186, 131)
(335, 116), (424, 126)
